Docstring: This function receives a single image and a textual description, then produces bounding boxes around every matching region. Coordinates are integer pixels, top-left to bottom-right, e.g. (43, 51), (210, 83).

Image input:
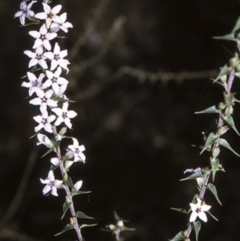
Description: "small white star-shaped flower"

(21, 72), (45, 96)
(51, 102), (77, 129)
(44, 42), (70, 72)
(40, 170), (62, 196)
(33, 111), (56, 133)
(29, 24), (57, 50)
(50, 13), (73, 33)
(14, 0), (36, 25)
(24, 47), (48, 69)
(189, 198), (211, 223)
(30, 89), (57, 113)
(35, 3), (62, 28)
(67, 138), (86, 163)
(42, 67), (69, 94)
(36, 133), (53, 148)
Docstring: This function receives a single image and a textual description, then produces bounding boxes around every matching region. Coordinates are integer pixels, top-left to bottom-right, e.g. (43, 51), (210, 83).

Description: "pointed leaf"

(207, 211), (218, 221)
(210, 157), (219, 182)
(76, 211), (94, 219)
(207, 183), (222, 205)
(223, 92), (234, 108)
(41, 148), (53, 158)
(63, 175), (74, 188)
(213, 33), (236, 41)
(213, 65), (232, 83)
(169, 231), (185, 241)
(232, 16), (240, 32)
(200, 132), (216, 154)
(170, 208), (188, 214)
(233, 96), (240, 103)
(195, 106), (219, 114)
(61, 201), (71, 219)
(114, 211), (128, 222)
(72, 190), (91, 197)
(55, 224), (74, 236)
(219, 138), (240, 156)
(180, 170), (204, 181)
(193, 221), (201, 241)
(79, 223), (97, 229)
(223, 115), (240, 135)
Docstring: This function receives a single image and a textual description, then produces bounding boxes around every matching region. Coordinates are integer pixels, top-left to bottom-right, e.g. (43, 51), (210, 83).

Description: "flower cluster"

(15, 0), (83, 197)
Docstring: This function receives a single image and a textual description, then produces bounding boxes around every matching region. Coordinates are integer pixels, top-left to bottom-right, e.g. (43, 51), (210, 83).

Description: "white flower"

(54, 84), (68, 98)
(51, 157), (60, 166)
(50, 13), (73, 33)
(40, 170), (62, 196)
(67, 138), (86, 163)
(21, 72), (45, 96)
(51, 102), (77, 129)
(74, 180), (83, 191)
(30, 89), (57, 113)
(24, 47), (48, 69)
(29, 24), (57, 50)
(14, 0), (36, 25)
(35, 3), (62, 28)
(189, 198), (211, 223)
(42, 67), (68, 94)
(36, 133), (53, 148)
(33, 111), (56, 133)
(44, 42), (70, 72)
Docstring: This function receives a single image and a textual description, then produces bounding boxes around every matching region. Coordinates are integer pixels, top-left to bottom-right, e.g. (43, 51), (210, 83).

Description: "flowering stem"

(52, 126), (83, 241)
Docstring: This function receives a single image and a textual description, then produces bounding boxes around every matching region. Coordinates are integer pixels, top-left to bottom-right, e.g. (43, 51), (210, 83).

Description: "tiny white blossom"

(42, 67), (68, 94)
(44, 42), (70, 72)
(35, 3), (62, 28)
(55, 84), (68, 98)
(74, 180), (83, 191)
(51, 102), (77, 129)
(30, 89), (57, 113)
(24, 47), (48, 69)
(21, 72), (45, 96)
(50, 13), (73, 33)
(189, 198), (211, 223)
(29, 24), (57, 50)
(51, 157), (60, 166)
(33, 111), (56, 133)
(14, 0), (36, 25)
(37, 133), (53, 148)
(67, 138), (86, 163)
(40, 170), (62, 196)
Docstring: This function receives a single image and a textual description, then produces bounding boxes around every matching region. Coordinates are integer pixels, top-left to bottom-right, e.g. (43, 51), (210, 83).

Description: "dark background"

(1, 0), (240, 240)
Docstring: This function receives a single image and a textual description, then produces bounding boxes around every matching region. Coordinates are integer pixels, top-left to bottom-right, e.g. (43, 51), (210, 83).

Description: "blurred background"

(1, 0), (240, 240)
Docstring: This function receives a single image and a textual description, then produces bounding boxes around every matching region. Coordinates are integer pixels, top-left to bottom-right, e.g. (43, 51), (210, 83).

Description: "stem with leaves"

(170, 18), (240, 241)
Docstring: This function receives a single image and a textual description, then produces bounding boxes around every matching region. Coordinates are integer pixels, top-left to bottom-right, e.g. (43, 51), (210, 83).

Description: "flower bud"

(212, 146), (220, 158)
(218, 102), (226, 110)
(216, 126), (229, 136)
(224, 106), (233, 116)
(229, 57), (239, 67)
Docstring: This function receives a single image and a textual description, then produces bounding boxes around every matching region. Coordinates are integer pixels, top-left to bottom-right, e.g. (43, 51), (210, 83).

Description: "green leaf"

(223, 92), (234, 108)
(79, 223), (97, 229)
(210, 157), (219, 182)
(170, 208), (188, 214)
(41, 148), (53, 158)
(232, 16), (240, 32)
(76, 211), (94, 219)
(195, 106), (219, 114)
(200, 132), (216, 154)
(180, 170), (204, 181)
(193, 221), (201, 241)
(207, 183), (222, 205)
(213, 65), (232, 83)
(114, 211), (128, 222)
(223, 115), (240, 135)
(63, 175), (74, 188)
(61, 201), (71, 220)
(72, 190), (91, 197)
(219, 138), (240, 156)
(169, 231), (185, 241)
(207, 211), (218, 221)
(213, 33), (236, 41)
(55, 224), (74, 236)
